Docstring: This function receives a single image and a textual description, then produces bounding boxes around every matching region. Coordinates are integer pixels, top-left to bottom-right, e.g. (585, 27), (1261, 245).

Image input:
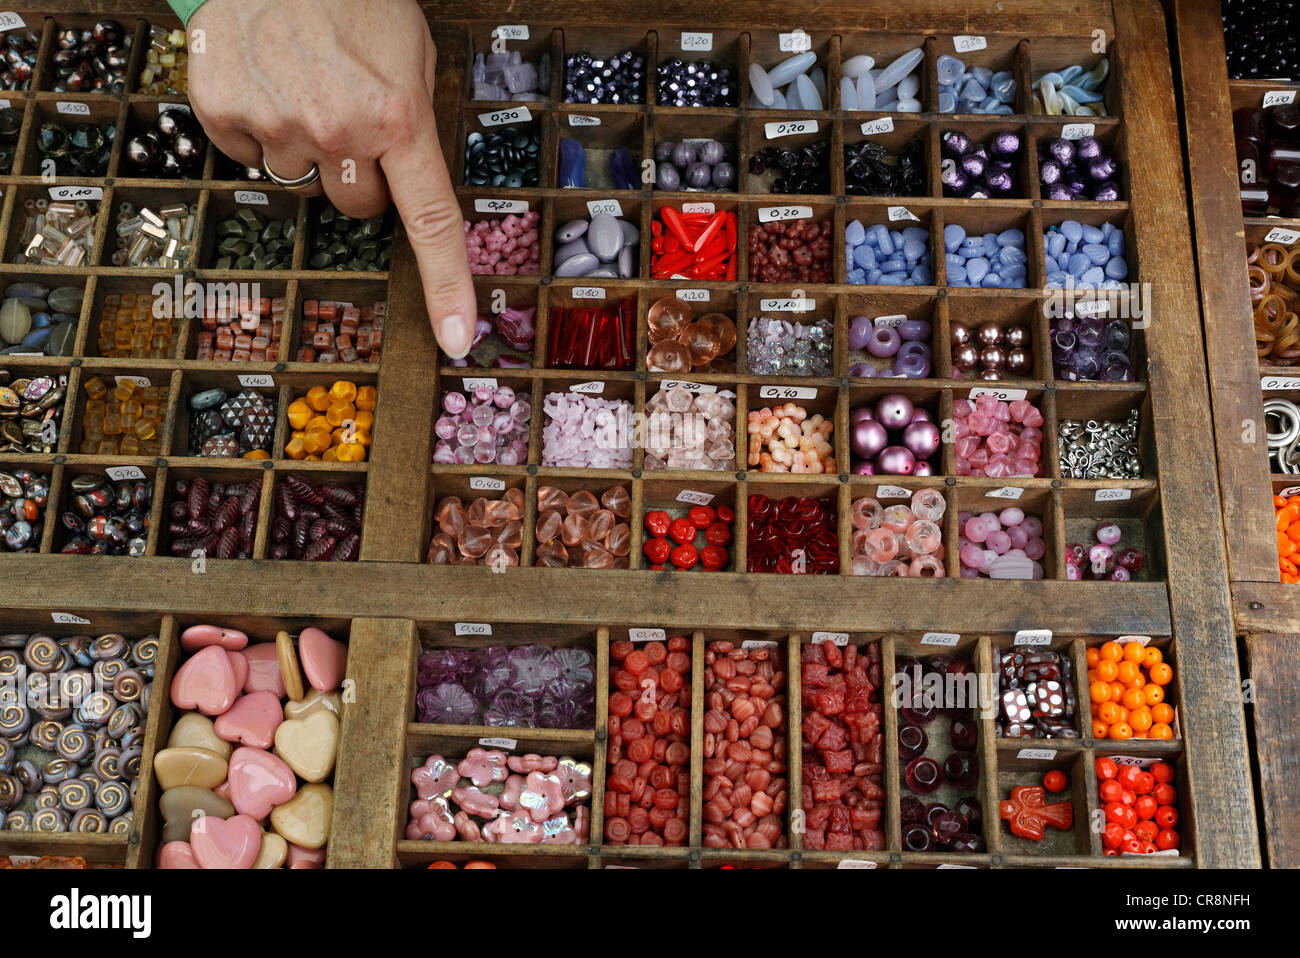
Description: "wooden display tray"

(1170, 0), (1300, 867)
(0, 0), (1258, 867)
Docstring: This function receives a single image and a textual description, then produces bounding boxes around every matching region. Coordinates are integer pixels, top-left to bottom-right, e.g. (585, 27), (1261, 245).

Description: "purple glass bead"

(941, 130), (972, 157)
(484, 688), (536, 727)
(899, 724), (928, 760)
(506, 644), (560, 695)
(942, 750), (979, 788)
(1093, 181), (1121, 202)
(903, 822), (934, 851)
(1039, 157), (1063, 186)
(1076, 317), (1105, 348)
(905, 756), (943, 793)
(991, 129), (1021, 156)
(1075, 135), (1102, 161)
(901, 794), (928, 825)
(848, 315), (873, 351)
(417, 681), (479, 724)
(849, 362), (877, 378)
(1047, 137), (1076, 167)
(941, 162), (969, 194)
(898, 319), (931, 341)
(867, 325), (901, 358)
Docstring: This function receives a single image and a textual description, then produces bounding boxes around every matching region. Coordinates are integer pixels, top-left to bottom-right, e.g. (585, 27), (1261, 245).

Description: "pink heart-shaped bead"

(287, 844), (327, 869)
(158, 840), (200, 869)
(227, 650), (249, 692)
(227, 747), (297, 820)
(180, 624), (249, 652)
(170, 645), (238, 716)
(214, 691), (284, 749)
(189, 813), (262, 869)
(299, 627), (348, 693)
(242, 643), (285, 697)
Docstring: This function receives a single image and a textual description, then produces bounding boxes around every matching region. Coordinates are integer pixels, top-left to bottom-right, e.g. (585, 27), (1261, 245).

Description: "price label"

(1061, 123), (1096, 140)
(492, 25), (529, 40)
(1122, 848), (1181, 858)
(569, 380), (605, 394)
(921, 632), (960, 646)
(765, 120), (816, 139)
(675, 288), (710, 303)
(479, 737), (517, 749)
(1073, 299), (1110, 316)
(114, 376), (151, 387)
(1263, 89), (1298, 108)
(888, 206), (921, 222)
(1109, 754), (1156, 768)
(860, 116), (895, 136)
(56, 101), (91, 116)
(1261, 376), (1300, 390)
(953, 35), (987, 52)
(1017, 748), (1058, 760)
(454, 622), (493, 636)
(158, 102), (192, 114)
(1118, 635), (1153, 646)
(876, 484), (911, 499)
(681, 203), (715, 215)
(237, 374), (274, 388)
(969, 386), (1028, 401)
(1264, 227), (1300, 245)
(629, 628), (667, 642)
(759, 297), (815, 312)
(474, 198), (529, 213)
(758, 385), (817, 400)
(1014, 629), (1053, 646)
(660, 380), (718, 394)
(0, 12), (25, 30)
(681, 31), (713, 52)
(837, 859), (878, 869)
(568, 114), (601, 127)
(1280, 485), (1300, 498)
(463, 377), (498, 391)
(470, 476), (507, 491)
(234, 190), (269, 206)
(106, 466), (146, 481)
(479, 106), (532, 126)
(571, 287), (606, 300)
(0, 99), (8, 109)
(48, 185), (103, 201)
(779, 30), (811, 53)
(937, 863), (977, 869)
(874, 314), (906, 328)
(812, 632), (850, 646)
(676, 489), (716, 505)
(1094, 487), (1132, 502)
(757, 206), (812, 223)
(741, 640), (779, 650)
(587, 198), (623, 218)
(51, 612), (90, 626)
(986, 486), (1025, 500)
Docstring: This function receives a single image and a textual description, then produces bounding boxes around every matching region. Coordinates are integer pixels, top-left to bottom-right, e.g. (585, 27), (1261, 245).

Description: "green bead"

(216, 219), (243, 238)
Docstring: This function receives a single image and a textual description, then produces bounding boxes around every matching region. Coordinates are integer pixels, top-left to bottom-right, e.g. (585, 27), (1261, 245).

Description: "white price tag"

(986, 486), (1024, 500)
(741, 640), (779, 650)
(469, 476), (507, 491)
(1261, 376), (1300, 390)
(812, 632), (849, 646)
(571, 287), (606, 300)
(55, 101), (90, 116)
(114, 376), (151, 388)
(1094, 487), (1132, 502)
(587, 198), (623, 218)
(837, 859), (878, 869)
(1061, 123), (1096, 140)
(1263, 90), (1297, 107)
(106, 466), (146, 481)
(1017, 748), (1057, 760)
(0, 12), (25, 30)
(479, 737), (517, 749)
(969, 386), (1028, 401)
(569, 380), (605, 394)
(1108, 754), (1157, 768)
(765, 120), (817, 139)
(759, 297), (815, 312)
(921, 632), (960, 646)
(1014, 629), (1053, 646)
(860, 116), (895, 136)
(158, 102), (192, 114)
(758, 385), (817, 400)
(462, 377), (498, 390)
(233, 190), (269, 206)
(1264, 227), (1300, 245)
(475, 198), (529, 214)
(681, 32), (713, 52)
(48, 185), (102, 201)
(675, 288), (711, 303)
(953, 35), (987, 52)
(51, 612), (91, 626)
(757, 206), (812, 223)
(675, 489), (716, 505)
(568, 114), (601, 127)
(492, 25), (529, 40)
(779, 30), (811, 53)
(236, 374), (274, 388)
(681, 203), (715, 215)
(1074, 299), (1110, 316)
(454, 622), (493, 636)
(937, 862), (977, 868)
(876, 484), (911, 499)
(1122, 848), (1181, 858)
(629, 628), (667, 642)
(1118, 634), (1153, 646)
(888, 206), (921, 222)
(660, 380), (718, 394)
(1280, 485), (1300, 498)
(874, 314), (906, 328)
(479, 106), (532, 126)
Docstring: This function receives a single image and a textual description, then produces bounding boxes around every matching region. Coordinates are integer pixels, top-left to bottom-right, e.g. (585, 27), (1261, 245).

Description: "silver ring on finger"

(261, 158), (320, 191)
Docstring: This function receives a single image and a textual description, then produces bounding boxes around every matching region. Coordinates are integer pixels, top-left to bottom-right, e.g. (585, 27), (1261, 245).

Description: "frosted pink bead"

(865, 528), (899, 562)
(851, 497), (882, 529)
(986, 529), (1011, 554)
(1007, 524), (1029, 549)
(910, 488), (946, 521)
(964, 516), (989, 543)
(877, 559), (908, 576)
(1024, 536), (1046, 561)
(959, 543), (985, 568)
(905, 519), (943, 555)
(910, 555), (945, 577)
(1021, 516), (1044, 537)
(999, 507), (1024, 525)
(953, 399), (974, 417)
(881, 505), (912, 533)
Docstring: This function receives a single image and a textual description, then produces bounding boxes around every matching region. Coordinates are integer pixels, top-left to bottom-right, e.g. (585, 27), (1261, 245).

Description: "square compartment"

(70, 369), (173, 457)
(643, 285), (739, 375)
(652, 113), (741, 194)
(653, 29), (743, 108)
(464, 22), (556, 103)
(295, 278), (387, 366)
(83, 278), (183, 361)
(551, 109), (644, 190)
(532, 476), (632, 568)
(844, 293), (939, 379)
(835, 34), (929, 112)
(52, 465), (160, 556)
(198, 189), (300, 271)
(744, 117), (832, 195)
(426, 474), (528, 566)
(170, 370), (282, 461)
(842, 116), (931, 198)
(636, 479), (738, 568)
(935, 35), (1028, 115)
(747, 29), (834, 111)
(844, 202), (937, 287)
(101, 187), (200, 269)
(156, 463), (269, 559)
(5, 187), (102, 266)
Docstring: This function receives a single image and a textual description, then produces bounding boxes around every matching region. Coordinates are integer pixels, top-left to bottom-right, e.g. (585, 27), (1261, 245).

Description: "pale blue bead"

(978, 96), (1000, 112)
(1061, 84), (1102, 103)
(1045, 279), (1064, 289)
(937, 55), (964, 85)
(1036, 71), (1064, 87)
(1106, 231), (1124, 256)
(959, 240), (984, 257)
(868, 224), (891, 250)
(946, 252), (965, 270)
(856, 72), (875, 110)
(997, 228), (1024, 247)
(875, 97), (899, 112)
(1060, 220), (1083, 244)
(796, 74), (822, 110)
(958, 98), (983, 113)
(841, 76), (859, 111)
(848, 268), (866, 284)
(1046, 232), (1067, 258)
(1102, 279), (1123, 290)
(966, 256), (989, 283)
(991, 72), (1016, 102)
(770, 87), (788, 109)
(948, 264), (968, 284)
(981, 232), (999, 251)
(1058, 64), (1084, 85)
(1081, 224), (1104, 244)
(840, 55), (875, 78)
(1067, 252), (1091, 276)
(875, 47), (924, 92)
(1000, 246), (1027, 266)
(944, 224), (967, 252)
(868, 268), (883, 284)
(981, 273), (1005, 288)
(881, 255), (907, 273)
(1101, 221), (1116, 237)
(846, 219), (866, 247)
(891, 230), (907, 253)
(939, 90), (957, 113)
(902, 226), (927, 244)
(912, 263), (932, 285)
(991, 104), (1014, 115)
(1082, 243), (1109, 265)
(767, 52), (816, 88)
(903, 238), (926, 262)
(785, 80), (803, 110)
(879, 272), (907, 285)
(852, 244), (877, 269)
(748, 63), (775, 105)
(1105, 257), (1128, 280)
(1045, 253), (1059, 272)
(1081, 266), (1105, 284)
(960, 76), (987, 101)
(810, 67), (827, 100)
(1002, 264), (1027, 282)
(971, 66), (993, 86)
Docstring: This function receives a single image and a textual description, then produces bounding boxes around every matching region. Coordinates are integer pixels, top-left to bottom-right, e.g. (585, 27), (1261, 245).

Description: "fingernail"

(439, 314), (473, 359)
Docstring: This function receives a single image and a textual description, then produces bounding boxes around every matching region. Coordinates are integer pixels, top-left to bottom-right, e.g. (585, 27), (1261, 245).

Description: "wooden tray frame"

(0, 0), (1258, 868)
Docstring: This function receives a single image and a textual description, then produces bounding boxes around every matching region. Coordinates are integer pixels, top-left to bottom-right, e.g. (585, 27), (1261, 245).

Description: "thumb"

(380, 106), (477, 359)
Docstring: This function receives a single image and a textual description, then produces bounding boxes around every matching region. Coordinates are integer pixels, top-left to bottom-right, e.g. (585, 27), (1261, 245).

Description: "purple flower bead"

(507, 644), (560, 695)
(418, 681), (479, 725)
(485, 688), (536, 727)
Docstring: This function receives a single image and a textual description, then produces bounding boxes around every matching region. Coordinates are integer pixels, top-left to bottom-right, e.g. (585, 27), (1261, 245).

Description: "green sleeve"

(167, 0), (208, 25)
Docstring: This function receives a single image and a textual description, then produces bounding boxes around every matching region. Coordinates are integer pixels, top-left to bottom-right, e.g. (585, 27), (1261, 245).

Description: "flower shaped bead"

(453, 784), (501, 819)
(554, 757), (593, 805)
(507, 753), (558, 774)
(519, 771), (566, 823)
(411, 754), (458, 799)
(485, 810), (543, 843)
(457, 747), (509, 787)
(540, 813), (578, 844)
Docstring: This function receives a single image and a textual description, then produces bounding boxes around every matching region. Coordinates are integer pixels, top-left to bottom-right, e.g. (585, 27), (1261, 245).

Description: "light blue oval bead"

(853, 244), (877, 269)
(784, 77), (804, 109)
(997, 228), (1024, 247)
(944, 224), (966, 252)
(966, 256), (989, 283)
(911, 263), (932, 285)
(971, 66), (993, 86)
(1046, 232), (1067, 258)
(845, 219), (866, 247)
(948, 264), (968, 284)
(902, 226), (927, 244)
(1104, 257), (1128, 280)
(1061, 84), (1102, 103)
(1106, 231), (1124, 256)
(586, 214), (624, 262)
(1082, 243), (1110, 265)
(766, 52), (816, 89)
(1058, 65), (1084, 85)
(1081, 266), (1106, 284)
(30, 311), (51, 329)
(903, 237), (926, 262)
(1060, 220), (1083, 244)
(981, 232), (998, 249)
(1000, 246), (1027, 266)
(881, 255), (907, 273)
(1081, 224), (1104, 244)
(848, 268), (866, 285)
(981, 273), (1005, 288)
(555, 252), (600, 277)
(879, 272), (906, 285)
(796, 73), (822, 110)
(867, 268), (883, 284)
(840, 76), (859, 111)
(939, 91), (957, 113)
(1037, 71), (1064, 87)
(868, 224), (892, 250)
(937, 55), (964, 85)
(1046, 270), (1068, 285)
(1045, 254), (1059, 272)
(749, 63), (775, 105)
(810, 66), (826, 100)
(1067, 252), (1091, 276)
(1002, 264), (1027, 281)
(891, 230), (908, 253)
(1101, 221), (1117, 237)
(991, 104), (1014, 115)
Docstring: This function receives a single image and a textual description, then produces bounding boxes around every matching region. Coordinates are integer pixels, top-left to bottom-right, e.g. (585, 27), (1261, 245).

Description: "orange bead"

(427, 861), (458, 869)
(1151, 703), (1174, 725)
(1099, 641), (1123, 662)
(325, 402), (356, 428)
(288, 399), (312, 430)
(355, 385), (377, 411)
(1086, 648), (1100, 667)
(1108, 721), (1133, 740)
(1279, 533), (1295, 558)
(1141, 647), (1163, 669)
(1095, 659), (1119, 683)
(1109, 681), (1126, 702)
(1148, 663), (1173, 686)
(305, 385), (330, 412)
(336, 442), (367, 462)
(1150, 761), (1175, 783)
(1149, 722), (1174, 740)
(1089, 680), (1112, 704)
(321, 447), (339, 462)
(1122, 641), (1146, 662)
(1098, 701), (1122, 725)
(1114, 705), (1129, 723)
(1129, 706), (1153, 732)
(1121, 688), (1145, 711)
(329, 380), (358, 404)
(352, 409), (374, 431)
(285, 435), (307, 460)
(1117, 661), (1143, 687)
(242, 449), (270, 460)
(1092, 719), (1109, 738)
(462, 861), (497, 869)
(1142, 684), (1165, 707)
